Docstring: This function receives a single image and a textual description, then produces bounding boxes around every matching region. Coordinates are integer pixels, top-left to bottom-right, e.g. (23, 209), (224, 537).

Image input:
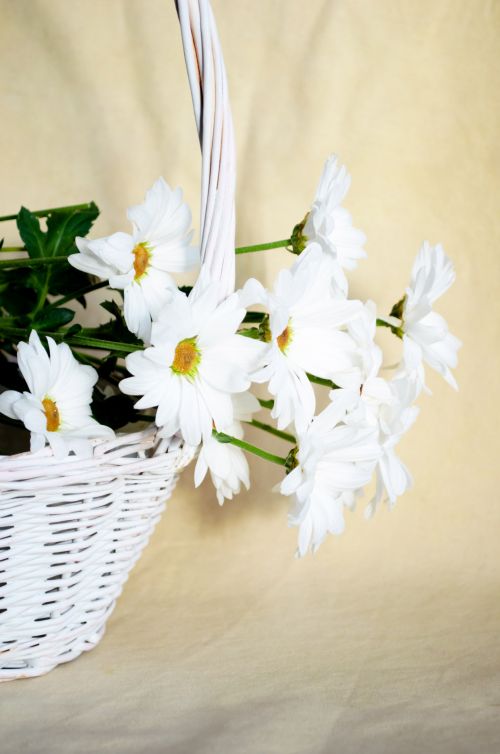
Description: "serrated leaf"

(48, 263), (91, 298)
(100, 299), (123, 319)
(34, 307), (75, 330)
(5, 200), (120, 349)
(89, 318), (141, 347)
(97, 355), (118, 381)
(64, 324), (83, 338)
(94, 300), (141, 346)
(44, 204), (99, 299)
(45, 202), (99, 258)
(16, 207), (46, 259)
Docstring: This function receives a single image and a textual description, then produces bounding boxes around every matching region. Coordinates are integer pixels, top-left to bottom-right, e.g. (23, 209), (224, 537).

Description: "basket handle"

(175, 0), (236, 299)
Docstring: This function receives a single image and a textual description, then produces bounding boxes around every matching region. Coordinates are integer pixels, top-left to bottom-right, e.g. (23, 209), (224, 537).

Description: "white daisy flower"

(69, 177), (199, 343)
(280, 391), (381, 557)
(295, 155), (366, 294)
(240, 243), (361, 433)
(365, 376), (419, 518)
(337, 300), (393, 417)
(334, 304), (419, 518)
(119, 279), (265, 447)
(399, 242), (461, 391)
(327, 300), (420, 519)
(194, 392), (259, 505)
(0, 331), (113, 458)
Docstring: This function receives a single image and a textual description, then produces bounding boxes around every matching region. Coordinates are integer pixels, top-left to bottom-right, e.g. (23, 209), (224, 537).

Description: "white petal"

(124, 284), (152, 343)
(0, 390), (22, 420)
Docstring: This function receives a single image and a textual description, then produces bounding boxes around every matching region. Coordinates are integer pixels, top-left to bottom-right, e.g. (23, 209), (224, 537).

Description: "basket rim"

(0, 425), (153, 462)
(0, 425), (195, 479)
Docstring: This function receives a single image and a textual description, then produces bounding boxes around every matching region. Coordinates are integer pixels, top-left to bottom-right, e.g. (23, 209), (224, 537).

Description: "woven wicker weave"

(0, 432), (195, 679)
(0, 0), (235, 681)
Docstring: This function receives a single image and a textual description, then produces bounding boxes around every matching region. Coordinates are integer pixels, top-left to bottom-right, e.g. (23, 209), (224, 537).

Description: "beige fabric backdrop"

(1, 1), (500, 752)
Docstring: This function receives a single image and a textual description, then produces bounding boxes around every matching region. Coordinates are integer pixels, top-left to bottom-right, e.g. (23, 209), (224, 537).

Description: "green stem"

(376, 318), (404, 339)
(45, 280), (108, 310)
(0, 325), (139, 353)
(32, 272), (51, 318)
(59, 335), (138, 353)
(55, 335), (137, 353)
(306, 372), (339, 389)
(0, 246), (26, 252)
(0, 255), (68, 269)
(213, 430), (287, 466)
(246, 419), (295, 443)
(235, 239), (291, 255)
(0, 202), (95, 223)
(258, 397), (274, 410)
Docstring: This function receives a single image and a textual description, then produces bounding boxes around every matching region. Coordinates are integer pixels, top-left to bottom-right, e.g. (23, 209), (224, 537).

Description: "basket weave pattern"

(0, 0), (234, 681)
(0, 430), (195, 680)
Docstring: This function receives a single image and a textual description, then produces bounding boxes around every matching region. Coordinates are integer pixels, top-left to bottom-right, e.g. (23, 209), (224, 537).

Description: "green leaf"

(90, 320), (141, 347)
(48, 263), (91, 299)
(0, 269), (38, 315)
(64, 324), (83, 338)
(0, 201), (100, 329)
(15, 202), (99, 262)
(92, 300), (142, 346)
(45, 202), (99, 258)
(100, 299), (123, 319)
(16, 207), (46, 259)
(44, 204), (99, 298)
(34, 307), (75, 330)
(97, 355), (118, 381)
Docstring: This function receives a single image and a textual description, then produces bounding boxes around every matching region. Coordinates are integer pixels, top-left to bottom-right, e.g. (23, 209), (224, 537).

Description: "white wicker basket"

(0, 0), (236, 681)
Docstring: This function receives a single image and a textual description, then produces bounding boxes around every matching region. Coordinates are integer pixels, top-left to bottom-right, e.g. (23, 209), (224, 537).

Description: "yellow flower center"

(277, 322), (293, 354)
(133, 243), (151, 280)
(171, 338), (201, 378)
(42, 397), (60, 432)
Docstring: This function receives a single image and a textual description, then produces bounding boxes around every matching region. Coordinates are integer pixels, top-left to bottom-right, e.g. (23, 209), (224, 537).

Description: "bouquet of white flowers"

(0, 159), (461, 556)
(0, 0), (460, 680)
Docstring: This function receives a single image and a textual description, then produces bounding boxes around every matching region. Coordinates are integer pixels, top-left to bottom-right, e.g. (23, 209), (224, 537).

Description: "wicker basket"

(0, 0), (236, 681)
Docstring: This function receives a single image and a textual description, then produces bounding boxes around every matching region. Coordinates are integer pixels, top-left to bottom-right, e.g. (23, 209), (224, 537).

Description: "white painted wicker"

(0, 431), (195, 680)
(176, 0), (236, 298)
(0, 0), (236, 680)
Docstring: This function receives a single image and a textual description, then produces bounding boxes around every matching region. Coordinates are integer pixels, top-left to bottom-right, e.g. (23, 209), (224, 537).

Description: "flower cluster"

(0, 158), (460, 557)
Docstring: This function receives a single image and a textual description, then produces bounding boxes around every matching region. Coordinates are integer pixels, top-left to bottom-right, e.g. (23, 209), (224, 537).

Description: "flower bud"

(290, 213), (310, 255)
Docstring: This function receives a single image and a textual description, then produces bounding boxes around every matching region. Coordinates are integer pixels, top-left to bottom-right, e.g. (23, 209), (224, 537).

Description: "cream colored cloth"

(1, 1), (500, 752)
